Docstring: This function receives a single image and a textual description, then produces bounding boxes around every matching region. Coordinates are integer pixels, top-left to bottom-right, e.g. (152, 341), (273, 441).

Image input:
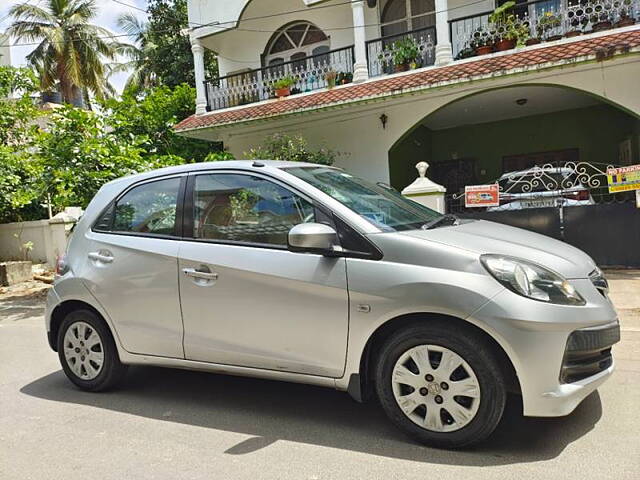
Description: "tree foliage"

(245, 133), (338, 165)
(146, 0), (217, 88)
(101, 84), (216, 163)
(7, 0), (119, 103)
(37, 106), (183, 211)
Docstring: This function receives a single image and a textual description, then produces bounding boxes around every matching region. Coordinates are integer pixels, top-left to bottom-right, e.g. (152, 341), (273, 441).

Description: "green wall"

(389, 104), (640, 190)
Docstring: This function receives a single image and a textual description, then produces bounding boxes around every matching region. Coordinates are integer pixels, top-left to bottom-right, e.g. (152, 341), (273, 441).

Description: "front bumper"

(470, 279), (620, 417)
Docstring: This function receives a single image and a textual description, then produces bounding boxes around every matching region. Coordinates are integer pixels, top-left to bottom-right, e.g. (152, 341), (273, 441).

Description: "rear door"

(81, 175), (186, 358)
(177, 171), (349, 377)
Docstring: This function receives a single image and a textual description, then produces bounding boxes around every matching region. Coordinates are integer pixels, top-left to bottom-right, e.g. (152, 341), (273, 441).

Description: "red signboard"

(465, 184), (500, 208)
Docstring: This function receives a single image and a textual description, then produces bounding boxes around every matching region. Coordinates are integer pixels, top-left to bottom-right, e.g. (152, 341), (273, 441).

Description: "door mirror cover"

(288, 223), (340, 255)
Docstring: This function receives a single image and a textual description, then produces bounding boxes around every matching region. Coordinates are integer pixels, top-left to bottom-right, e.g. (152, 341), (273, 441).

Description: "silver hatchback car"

(46, 161), (620, 448)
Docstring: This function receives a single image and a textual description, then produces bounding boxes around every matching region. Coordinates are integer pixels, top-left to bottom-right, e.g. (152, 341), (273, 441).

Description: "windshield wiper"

(421, 214), (458, 230)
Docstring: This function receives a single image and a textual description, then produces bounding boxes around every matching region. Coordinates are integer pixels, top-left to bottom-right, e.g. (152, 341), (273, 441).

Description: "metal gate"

(445, 162), (640, 267)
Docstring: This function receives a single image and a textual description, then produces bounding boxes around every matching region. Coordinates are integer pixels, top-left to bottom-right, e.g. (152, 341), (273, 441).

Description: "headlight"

(481, 254), (585, 305)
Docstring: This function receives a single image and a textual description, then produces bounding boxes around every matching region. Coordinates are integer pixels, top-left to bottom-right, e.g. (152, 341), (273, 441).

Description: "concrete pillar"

(191, 40), (208, 114)
(402, 162), (447, 213)
(434, 0), (454, 66)
(351, 0), (369, 82)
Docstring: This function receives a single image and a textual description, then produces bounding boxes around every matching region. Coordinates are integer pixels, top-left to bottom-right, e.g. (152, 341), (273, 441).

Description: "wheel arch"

(49, 300), (114, 352)
(351, 312), (522, 404)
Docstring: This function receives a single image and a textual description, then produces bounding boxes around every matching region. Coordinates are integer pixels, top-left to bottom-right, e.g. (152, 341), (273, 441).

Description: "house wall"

(388, 104), (640, 189)
(192, 56), (640, 188)
(195, 0), (379, 77)
(0, 33), (11, 66)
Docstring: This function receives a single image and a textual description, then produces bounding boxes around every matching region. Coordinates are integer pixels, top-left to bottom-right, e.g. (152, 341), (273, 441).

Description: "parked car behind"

(47, 161), (619, 448)
(489, 167), (594, 211)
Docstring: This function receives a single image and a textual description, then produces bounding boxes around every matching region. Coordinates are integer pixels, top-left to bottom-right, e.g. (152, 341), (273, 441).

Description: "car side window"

(111, 177), (181, 235)
(193, 173), (315, 246)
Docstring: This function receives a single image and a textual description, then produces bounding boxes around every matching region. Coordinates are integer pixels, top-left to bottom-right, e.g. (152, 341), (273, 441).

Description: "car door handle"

(182, 268), (218, 280)
(88, 251), (113, 263)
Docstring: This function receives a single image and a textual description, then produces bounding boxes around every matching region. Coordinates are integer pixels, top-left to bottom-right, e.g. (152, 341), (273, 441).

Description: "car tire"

(57, 309), (127, 391)
(374, 322), (506, 448)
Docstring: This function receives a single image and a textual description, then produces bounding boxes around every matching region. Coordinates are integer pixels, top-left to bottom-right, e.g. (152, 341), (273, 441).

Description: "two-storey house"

(175, 0), (640, 195)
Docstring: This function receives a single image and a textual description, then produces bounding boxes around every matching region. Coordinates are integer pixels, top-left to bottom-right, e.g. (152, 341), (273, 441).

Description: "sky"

(0, 0), (149, 93)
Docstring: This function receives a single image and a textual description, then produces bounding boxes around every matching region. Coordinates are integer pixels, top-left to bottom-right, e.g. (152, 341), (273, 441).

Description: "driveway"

(1, 272), (639, 480)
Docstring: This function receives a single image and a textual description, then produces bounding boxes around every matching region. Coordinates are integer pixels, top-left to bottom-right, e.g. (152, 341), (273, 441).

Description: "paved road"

(1, 272), (639, 480)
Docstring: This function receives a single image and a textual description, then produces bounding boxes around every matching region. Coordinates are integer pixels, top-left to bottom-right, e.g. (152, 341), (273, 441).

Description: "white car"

(489, 167), (595, 211)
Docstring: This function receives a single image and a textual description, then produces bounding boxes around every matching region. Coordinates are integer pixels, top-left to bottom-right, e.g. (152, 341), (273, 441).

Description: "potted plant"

(272, 76), (296, 98)
(470, 27), (494, 56)
(385, 37), (420, 72)
(325, 70), (337, 89)
(591, 9), (612, 32)
(615, 0), (636, 27)
(537, 11), (563, 41)
(489, 1), (518, 51)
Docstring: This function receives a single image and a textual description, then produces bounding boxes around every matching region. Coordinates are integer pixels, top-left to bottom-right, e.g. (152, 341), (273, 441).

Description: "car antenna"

(252, 161), (265, 167)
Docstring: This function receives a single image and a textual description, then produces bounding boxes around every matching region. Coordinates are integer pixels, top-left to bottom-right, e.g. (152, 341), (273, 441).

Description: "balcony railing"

(204, 45), (354, 111)
(449, 0), (639, 59)
(365, 26), (436, 77)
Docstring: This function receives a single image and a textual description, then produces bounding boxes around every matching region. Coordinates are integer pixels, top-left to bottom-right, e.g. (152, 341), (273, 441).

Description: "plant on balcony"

(537, 11), (563, 41)
(325, 70), (337, 89)
(272, 75), (296, 98)
(488, 1), (531, 50)
(335, 71), (353, 85)
(615, 0), (636, 27)
(470, 27), (494, 56)
(384, 37), (421, 72)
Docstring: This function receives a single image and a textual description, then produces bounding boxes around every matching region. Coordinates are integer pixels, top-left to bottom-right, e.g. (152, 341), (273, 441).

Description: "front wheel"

(57, 309), (127, 391)
(374, 323), (506, 448)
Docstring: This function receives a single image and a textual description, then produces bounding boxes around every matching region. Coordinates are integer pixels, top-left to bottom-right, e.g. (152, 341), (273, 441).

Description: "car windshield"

(285, 166), (442, 232)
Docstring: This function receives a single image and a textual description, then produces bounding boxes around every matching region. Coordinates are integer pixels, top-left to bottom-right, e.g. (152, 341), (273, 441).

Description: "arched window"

(264, 22), (330, 70)
(380, 0), (435, 37)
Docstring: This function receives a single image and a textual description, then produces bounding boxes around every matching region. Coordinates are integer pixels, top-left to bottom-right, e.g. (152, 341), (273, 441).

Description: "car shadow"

(20, 366), (602, 465)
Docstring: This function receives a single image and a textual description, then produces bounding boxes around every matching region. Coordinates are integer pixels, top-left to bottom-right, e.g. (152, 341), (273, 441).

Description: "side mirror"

(288, 223), (341, 256)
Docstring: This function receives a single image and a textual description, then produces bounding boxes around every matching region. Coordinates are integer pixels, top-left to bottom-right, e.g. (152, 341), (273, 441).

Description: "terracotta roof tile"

(175, 29), (640, 132)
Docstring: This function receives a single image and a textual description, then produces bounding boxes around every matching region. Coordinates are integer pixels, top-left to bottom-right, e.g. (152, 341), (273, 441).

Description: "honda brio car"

(46, 160), (620, 448)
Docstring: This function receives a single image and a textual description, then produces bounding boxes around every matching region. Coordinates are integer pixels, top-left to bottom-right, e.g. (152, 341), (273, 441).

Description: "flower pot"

(474, 45), (493, 56)
(394, 62), (410, 72)
(525, 38), (541, 46)
(565, 30), (582, 38)
(592, 20), (612, 32)
(615, 17), (635, 28)
(275, 87), (290, 98)
(326, 79), (336, 89)
(495, 39), (516, 51)
(547, 34), (563, 41)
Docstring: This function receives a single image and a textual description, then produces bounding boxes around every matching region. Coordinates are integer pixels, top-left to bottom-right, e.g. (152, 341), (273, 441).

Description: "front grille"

(560, 322), (620, 384)
(589, 268), (609, 298)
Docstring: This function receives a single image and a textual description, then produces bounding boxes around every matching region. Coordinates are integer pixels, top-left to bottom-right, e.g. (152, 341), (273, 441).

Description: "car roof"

(104, 160), (330, 187)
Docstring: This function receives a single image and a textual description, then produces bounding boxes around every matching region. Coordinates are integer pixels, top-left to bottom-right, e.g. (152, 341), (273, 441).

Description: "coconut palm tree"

(110, 12), (157, 94)
(7, 0), (118, 103)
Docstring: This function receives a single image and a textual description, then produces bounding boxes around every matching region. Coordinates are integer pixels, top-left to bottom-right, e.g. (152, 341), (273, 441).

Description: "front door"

(82, 176), (185, 358)
(178, 172), (349, 377)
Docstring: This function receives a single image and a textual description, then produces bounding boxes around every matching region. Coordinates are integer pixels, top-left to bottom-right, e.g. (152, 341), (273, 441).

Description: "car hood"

(399, 219), (596, 279)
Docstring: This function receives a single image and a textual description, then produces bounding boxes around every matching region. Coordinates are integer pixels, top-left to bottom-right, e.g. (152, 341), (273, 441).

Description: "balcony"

(204, 46), (355, 112)
(365, 26), (437, 77)
(449, 0), (639, 59)
(203, 26), (438, 112)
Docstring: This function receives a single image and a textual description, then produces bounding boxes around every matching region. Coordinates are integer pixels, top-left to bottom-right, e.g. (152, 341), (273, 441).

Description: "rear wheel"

(374, 323), (506, 448)
(57, 309), (127, 391)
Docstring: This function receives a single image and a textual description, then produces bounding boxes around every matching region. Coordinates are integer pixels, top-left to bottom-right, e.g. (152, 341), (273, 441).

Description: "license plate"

(520, 199), (556, 209)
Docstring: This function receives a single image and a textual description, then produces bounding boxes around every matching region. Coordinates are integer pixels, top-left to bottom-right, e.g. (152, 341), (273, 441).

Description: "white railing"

(449, 0), (639, 58)
(204, 46), (355, 111)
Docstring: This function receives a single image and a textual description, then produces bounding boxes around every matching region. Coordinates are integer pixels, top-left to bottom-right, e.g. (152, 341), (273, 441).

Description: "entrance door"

(178, 172), (349, 377)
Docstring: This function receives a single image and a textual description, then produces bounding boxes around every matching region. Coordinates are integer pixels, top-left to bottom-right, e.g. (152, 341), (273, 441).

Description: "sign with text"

(465, 184), (500, 208)
(607, 164), (640, 193)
